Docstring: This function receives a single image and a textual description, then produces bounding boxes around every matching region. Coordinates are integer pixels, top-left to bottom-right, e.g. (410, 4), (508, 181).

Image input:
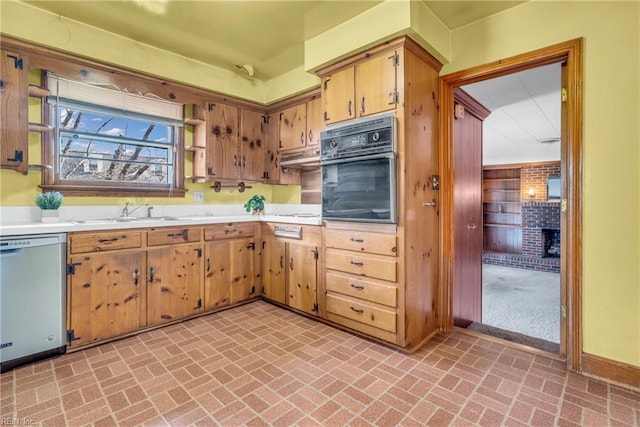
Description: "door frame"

(439, 38), (583, 371)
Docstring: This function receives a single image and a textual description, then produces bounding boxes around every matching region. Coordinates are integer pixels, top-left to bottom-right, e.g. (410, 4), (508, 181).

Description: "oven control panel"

(321, 113), (395, 161)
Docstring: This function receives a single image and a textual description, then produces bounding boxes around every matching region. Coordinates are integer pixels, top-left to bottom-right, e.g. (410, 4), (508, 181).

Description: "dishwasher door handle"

(0, 248), (21, 256)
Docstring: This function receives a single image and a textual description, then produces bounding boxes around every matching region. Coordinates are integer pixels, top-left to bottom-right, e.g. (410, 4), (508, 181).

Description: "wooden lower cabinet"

(67, 251), (144, 347)
(146, 243), (204, 326)
(260, 224), (320, 315)
(324, 227), (400, 344)
(261, 237), (286, 304)
(203, 223), (259, 310)
(287, 242), (318, 315)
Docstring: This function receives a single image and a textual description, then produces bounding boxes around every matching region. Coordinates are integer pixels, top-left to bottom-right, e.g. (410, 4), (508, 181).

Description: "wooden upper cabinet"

(279, 103), (306, 152)
(240, 109), (266, 181)
(0, 49), (29, 174)
(322, 67), (355, 124)
(355, 51), (398, 118)
(305, 96), (322, 149)
(264, 113), (280, 183)
(321, 50), (399, 125)
(206, 102), (240, 180)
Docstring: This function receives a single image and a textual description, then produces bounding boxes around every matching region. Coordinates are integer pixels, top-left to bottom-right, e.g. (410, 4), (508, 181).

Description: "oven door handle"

(320, 151), (395, 166)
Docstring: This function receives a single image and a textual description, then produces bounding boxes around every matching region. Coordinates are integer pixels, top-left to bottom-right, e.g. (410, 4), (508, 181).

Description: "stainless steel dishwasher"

(1, 233), (67, 372)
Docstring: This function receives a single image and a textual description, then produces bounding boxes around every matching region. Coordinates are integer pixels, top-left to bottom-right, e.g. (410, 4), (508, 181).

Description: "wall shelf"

(483, 167), (522, 254)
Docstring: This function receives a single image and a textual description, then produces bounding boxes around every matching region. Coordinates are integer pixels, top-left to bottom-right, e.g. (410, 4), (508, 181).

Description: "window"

(44, 74), (185, 196)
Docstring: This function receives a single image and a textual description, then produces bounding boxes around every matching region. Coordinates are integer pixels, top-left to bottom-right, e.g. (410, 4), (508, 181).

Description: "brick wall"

(521, 162), (561, 201)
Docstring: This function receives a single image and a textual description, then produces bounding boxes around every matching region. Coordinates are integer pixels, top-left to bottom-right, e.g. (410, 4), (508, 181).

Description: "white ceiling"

(462, 63), (562, 166)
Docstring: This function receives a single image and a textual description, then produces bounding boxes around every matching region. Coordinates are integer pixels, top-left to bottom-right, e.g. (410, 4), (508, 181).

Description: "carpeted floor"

(481, 264), (560, 348)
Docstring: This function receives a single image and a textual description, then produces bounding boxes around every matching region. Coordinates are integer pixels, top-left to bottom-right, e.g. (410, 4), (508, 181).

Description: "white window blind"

(46, 73), (183, 121)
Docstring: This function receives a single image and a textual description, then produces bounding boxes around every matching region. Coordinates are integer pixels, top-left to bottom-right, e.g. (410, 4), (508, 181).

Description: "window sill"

(40, 184), (186, 198)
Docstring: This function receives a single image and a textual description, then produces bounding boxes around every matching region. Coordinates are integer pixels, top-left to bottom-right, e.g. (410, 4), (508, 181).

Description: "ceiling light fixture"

(538, 138), (560, 144)
(233, 64), (255, 77)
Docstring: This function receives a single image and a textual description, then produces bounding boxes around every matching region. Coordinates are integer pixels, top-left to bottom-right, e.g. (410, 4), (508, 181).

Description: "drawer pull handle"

(206, 258), (211, 272)
(350, 307), (364, 315)
(133, 268), (139, 286)
(149, 266), (155, 283)
(167, 230), (188, 240)
(350, 284), (364, 290)
(280, 255), (284, 269)
(98, 237), (118, 244)
(350, 261), (364, 267)
(350, 237), (364, 243)
(290, 257), (294, 270)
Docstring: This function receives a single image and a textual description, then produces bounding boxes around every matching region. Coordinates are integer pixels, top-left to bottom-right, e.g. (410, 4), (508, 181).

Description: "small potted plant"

(244, 194), (266, 215)
(35, 191), (64, 222)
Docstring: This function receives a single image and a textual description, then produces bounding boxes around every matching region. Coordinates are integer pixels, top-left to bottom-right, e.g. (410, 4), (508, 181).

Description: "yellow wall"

(446, 0), (640, 367)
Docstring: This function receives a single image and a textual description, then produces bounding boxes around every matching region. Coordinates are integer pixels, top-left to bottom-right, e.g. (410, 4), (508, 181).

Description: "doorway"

(461, 64), (562, 353)
(440, 39), (583, 370)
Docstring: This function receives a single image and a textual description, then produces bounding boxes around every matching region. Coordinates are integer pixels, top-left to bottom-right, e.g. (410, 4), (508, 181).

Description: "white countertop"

(0, 205), (322, 236)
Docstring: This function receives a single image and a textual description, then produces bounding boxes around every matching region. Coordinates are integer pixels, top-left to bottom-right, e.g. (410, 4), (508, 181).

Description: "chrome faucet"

(121, 202), (148, 218)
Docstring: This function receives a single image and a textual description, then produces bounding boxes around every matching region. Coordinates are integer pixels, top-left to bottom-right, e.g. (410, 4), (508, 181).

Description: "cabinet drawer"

(70, 231), (142, 253)
(326, 272), (397, 307)
(204, 223), (255, 240)
(326, 293), (396, 333)
(147, 227), (202, 246)
(326, 249), (396, 282)
(325, 229), (397, 256)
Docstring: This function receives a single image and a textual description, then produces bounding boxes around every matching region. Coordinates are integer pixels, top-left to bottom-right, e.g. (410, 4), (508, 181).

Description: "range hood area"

(280, 149), (320, 169)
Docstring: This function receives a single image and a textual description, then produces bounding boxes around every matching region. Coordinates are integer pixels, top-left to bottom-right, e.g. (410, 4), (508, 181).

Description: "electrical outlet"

(193, 191), (204, 202)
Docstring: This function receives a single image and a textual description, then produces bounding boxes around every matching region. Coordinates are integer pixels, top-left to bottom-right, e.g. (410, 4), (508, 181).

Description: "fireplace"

(542, 228), (560, 258)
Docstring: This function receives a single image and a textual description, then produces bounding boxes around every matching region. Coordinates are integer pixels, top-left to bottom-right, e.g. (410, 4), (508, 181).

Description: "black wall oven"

(320, 114), (397, 223)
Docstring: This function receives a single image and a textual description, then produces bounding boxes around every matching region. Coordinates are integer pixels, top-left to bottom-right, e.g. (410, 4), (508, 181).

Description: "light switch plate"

(193, 191), (204, 202)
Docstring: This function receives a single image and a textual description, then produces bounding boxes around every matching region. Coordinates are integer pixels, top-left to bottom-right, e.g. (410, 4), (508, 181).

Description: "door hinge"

(391, 92), (399, 105)
(262, 115), (269, 124)
(312, 303), (318, 312)
(248, 241), (256, 250)
(196, 298), (203, 309)
(67, 329), (80, 342)
(67, 262), (81, 275)
(6, 150), (23, 163)
(323, 78), (331, 91)
(262, 286), (265, 294)
(561, 198), (568, 213)
(313, 248), (319, 260)
(208, 103), (215, 111)
(561, 88), (568, 102)
(6, 54), (23, 70)
(251, 285), (256, 294)
(262, 240), (266, 250)
(196, 248), (203, 258)
(389, 53), (399, 67)
(561, 305), (567, 319)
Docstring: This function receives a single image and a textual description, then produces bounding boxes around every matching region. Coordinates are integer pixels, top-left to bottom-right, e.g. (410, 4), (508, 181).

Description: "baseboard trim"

(581, 353), (640, 391)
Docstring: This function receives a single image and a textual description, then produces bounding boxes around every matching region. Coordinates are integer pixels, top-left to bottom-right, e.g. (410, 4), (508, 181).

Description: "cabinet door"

(264, 113), (280, 183)
(206, 102), (240, 180)
(306, 97), (323, 149)
(204, 241), (231, 309)
(0, 50), (29, 173)
(279, 103), (306, 152)
(261, 237), (286, 304)
(147, 244), (203, 325)
(240, 109), (266, 181)
(68, 252), (143, 347)
(287, 243), (317, 315)
(321, 67), (354, 125)
(355, 51), (398, 118)
(229, 238), (257, 304)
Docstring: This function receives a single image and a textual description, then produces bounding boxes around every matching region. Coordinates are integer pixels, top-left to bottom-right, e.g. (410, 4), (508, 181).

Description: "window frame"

(40, 72), (186, 198)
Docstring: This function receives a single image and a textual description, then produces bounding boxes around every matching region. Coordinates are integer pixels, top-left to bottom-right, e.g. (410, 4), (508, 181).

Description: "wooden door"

(287, 243), (317, 315)
(355, 52), (397, 118)
(264, 113), (280, 183)
(229, 238), (257, 303)
(206, 102), (240, 180)
(204, 241), (231, 309)
(305, 97), (323, 149)
(240, 109), (266, 181)
(322, 67), (354, 124)
(68, 252), (143, 346)
(279, 103), (306, 152)
(261, 237), (286, 304)
(0, 49), (29, 173)
(147, 244), (203, 325)
(452, 89), (490, 327)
